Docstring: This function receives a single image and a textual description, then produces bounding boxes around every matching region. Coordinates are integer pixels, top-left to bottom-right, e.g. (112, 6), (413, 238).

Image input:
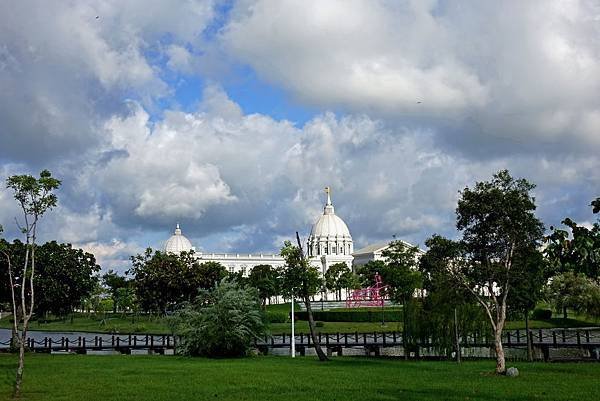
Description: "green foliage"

(454, 170), (544, 372)
(295, 309), (403, 322)
(6, 170), (61, 220)
(592, 197), (600, 214)
(380, 241), (422, 304)
(102, 270), (129, 313)
(315, 321), (324, 328)
(34, 241), (100, 316)
(531, 308), (552, 320)
(357, 242), (422, 305)
(545, 217), (600, 280)
(197, 261), (228, 289)
(545, 271), (600, 318)
(419, 235), (488, 355)
(279, 241), (322, 298)
(507, 248), (549, 316)
(0, 239), (99, 317)
(169, 280), (266, 357)
(324, 262), (351, 300)
(129, 249), (227, 313)
(357, 260), (387, 286)
(248, 264), (279, 306)
(454, 170), (544, 311)
(265, 311), (288, 323)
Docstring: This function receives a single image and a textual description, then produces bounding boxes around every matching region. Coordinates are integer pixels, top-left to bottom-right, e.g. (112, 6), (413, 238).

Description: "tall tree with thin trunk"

(280, 235), (328, 361)
(380, 240), (422, 359)
(5, 170), (61, 397)
(454, 170), (543, 374)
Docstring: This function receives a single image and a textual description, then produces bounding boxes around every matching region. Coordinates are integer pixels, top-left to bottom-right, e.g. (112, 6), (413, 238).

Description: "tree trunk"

(525, 310), (533, 362)
(295, 232), (328, 362)
(563, 306), (568, 320)
(493, 326), (506, 374)
(454, 307), (461, 363)
(303, 295), (328, 361)
(14, 329), (26, 398)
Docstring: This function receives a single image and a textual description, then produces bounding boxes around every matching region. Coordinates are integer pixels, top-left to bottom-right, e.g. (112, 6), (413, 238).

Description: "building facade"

(163, 187), (420, 279)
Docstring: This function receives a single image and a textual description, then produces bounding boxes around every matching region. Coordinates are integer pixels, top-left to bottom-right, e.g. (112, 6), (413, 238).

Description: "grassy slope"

(0, 354), (598, 401)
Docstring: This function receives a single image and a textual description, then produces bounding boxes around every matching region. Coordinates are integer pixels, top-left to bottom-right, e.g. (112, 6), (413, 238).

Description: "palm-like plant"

(170, 280), (266, 357)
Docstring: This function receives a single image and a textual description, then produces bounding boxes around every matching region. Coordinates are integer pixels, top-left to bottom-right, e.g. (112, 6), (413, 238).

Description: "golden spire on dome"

(325, 186), (332, 206)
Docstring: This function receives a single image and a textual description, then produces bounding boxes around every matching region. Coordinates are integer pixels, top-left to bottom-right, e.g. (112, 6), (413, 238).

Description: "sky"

(1, 0), (599, 273)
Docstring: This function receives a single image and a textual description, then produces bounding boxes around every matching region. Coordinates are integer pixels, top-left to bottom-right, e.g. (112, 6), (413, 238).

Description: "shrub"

(295, 309), (403, 322)
(315, 321), (324, 328)
(265, 311), (288, 323)
(169, 280), (266, 357)
(532, 308), (552, 320)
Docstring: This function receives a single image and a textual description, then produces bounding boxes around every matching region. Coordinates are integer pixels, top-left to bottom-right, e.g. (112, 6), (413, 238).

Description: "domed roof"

(309, 188), (351, 239)
(164, 224), (193, 254)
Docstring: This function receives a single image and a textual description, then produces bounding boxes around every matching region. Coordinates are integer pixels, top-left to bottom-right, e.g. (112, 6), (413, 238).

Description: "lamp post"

(291, 294), (295, 358)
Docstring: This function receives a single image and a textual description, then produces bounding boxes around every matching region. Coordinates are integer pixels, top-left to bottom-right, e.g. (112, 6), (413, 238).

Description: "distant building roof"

(353, 240), (425, 256)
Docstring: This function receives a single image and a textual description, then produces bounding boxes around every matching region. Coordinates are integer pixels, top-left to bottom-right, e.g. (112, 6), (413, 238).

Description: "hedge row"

(531, 308), (552, 320)
(294, 309), (403, 322)
(265, 311), (289, 323)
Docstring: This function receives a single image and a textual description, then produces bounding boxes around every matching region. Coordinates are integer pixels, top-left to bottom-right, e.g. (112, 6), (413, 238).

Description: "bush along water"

(169, 280), (266, 357)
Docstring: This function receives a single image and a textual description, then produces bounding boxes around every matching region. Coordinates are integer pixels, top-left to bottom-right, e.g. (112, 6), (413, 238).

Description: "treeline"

(0, 240), (99, 318)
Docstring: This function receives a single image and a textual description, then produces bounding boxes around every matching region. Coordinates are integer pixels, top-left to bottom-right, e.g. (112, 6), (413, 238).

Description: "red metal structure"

(346, 272), (388, 308)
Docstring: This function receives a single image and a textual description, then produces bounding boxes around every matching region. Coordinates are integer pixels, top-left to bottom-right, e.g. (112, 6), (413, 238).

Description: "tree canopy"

(451, 170), (544, 374)
(129, 249), (227, 313)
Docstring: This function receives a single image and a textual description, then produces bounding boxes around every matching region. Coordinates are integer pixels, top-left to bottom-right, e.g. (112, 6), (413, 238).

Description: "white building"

(352, 240), (425, 269)
(306, 187), (354, 274)
(163, 187), (419, 279)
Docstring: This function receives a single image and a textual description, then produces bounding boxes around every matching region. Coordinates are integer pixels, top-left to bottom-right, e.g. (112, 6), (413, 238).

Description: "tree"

(280, 236), (328, 361)
(451, 170), (544, 374)
(248, 264), (278, 307)
(420, 235), (479, 362)
(545, 218), (600, 280)
(545, 271), (598, 319)
(129, 250), (227, 313)
(592, 197), (600, 214)
(506, 248), (547, 360)
(169, 280), (266, 357)
(338, 269), (360, 299)
(381, 240), (422, 358)
(4, 169), (61, 397)
(324, 262), (350, 301)
(356, 260), (387, 286)
(102, 270), (128, 313)
(196, 261), (228, 290)
(34, 241), (100, 317)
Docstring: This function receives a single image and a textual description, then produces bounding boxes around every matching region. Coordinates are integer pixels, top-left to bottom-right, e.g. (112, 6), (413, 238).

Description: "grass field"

(0, 354), (598, 400)
(1, 304), (597, 335)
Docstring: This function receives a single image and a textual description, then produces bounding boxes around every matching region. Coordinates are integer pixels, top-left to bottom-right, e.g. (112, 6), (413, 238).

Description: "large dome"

(307, 188), (353, 258)
(310, 208), (351, 238)
(164, 224), (193, 254)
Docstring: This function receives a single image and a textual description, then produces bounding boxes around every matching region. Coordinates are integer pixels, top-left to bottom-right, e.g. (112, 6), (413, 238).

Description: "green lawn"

(0, 354), (598, 400)
(1, 306), (597, 335)
(0, 314), (171, 334)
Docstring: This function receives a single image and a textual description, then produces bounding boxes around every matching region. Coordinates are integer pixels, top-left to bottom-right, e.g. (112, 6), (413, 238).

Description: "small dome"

(309, 189), (351, 239)
(164, 224), (193, 254)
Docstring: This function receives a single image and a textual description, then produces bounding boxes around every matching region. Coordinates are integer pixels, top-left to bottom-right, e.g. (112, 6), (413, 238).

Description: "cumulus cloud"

(221, 0), (600, 154)
(0, 0), (216, 164)
(1, 0), (599, 272)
